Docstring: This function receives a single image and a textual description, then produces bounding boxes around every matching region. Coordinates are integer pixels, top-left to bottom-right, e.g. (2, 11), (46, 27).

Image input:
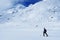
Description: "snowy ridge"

(10, 0), (60, 24)
(0, 0), (60, 23)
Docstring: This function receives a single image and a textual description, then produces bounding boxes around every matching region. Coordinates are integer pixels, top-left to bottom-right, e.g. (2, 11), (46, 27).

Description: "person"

(43, 28), (48, 37)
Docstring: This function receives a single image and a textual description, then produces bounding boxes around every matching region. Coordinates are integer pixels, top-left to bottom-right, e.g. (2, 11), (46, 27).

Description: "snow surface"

(0, 0), (60, 40)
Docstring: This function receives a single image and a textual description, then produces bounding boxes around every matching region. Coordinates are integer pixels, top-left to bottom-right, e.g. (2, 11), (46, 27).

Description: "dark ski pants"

(43, 32), (48, 37)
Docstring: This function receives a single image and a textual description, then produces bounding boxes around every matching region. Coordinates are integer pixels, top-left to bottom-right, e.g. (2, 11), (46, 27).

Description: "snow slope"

(0, 0), (60, 40)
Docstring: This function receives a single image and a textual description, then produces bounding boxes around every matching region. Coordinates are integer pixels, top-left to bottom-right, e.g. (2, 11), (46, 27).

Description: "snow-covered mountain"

(0, 0), (60, 24)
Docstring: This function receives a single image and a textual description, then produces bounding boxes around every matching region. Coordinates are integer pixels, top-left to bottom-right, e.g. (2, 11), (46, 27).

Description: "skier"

(43, 28), (48, 37)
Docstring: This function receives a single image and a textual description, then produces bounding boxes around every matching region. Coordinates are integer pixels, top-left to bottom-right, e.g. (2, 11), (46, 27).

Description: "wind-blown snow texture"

(0, 0), (60, 40)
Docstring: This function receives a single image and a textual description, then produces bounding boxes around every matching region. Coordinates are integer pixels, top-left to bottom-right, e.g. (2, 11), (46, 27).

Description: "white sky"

(0, 0), (13, 11)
